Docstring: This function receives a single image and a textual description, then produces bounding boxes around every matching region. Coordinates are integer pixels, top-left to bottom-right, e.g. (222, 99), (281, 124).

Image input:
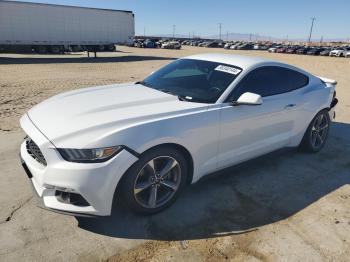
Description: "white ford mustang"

(20, 54), (338, 216)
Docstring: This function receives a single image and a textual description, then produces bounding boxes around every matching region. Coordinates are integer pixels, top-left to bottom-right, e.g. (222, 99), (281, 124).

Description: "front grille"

(26, 138), (47, 166)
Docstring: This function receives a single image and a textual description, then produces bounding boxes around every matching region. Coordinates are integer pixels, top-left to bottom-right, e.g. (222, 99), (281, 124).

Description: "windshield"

(140, 59), (242, 103)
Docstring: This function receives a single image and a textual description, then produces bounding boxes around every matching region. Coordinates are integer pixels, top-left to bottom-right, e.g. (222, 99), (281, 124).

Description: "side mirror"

(232, 92), (263, 106)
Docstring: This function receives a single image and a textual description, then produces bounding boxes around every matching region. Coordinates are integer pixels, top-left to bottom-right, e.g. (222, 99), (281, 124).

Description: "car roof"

(183, 53), (275, 70)
(183, 53), (313, 77)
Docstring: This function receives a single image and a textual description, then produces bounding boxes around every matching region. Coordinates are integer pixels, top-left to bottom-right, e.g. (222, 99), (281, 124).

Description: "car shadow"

(0, 55), (175, 65)
(76, 121), (350, 240)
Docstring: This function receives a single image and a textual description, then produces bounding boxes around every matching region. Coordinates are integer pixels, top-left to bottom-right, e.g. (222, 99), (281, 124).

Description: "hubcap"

(133, 156), (181, 209)
(310, 113), (329, 149)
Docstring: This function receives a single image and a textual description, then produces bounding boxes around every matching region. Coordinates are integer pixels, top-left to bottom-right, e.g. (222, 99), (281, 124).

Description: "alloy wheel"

(133, 156), (181, 209)
(310, 113), (329, 150)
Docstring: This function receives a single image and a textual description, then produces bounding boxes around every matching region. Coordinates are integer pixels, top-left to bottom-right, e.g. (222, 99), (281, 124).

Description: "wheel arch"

(138, 143), (194, 185)
(112, 142), (194, 211)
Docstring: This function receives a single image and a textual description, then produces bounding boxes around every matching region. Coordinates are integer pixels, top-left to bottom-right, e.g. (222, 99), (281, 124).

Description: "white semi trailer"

(0, 0), (135, 53)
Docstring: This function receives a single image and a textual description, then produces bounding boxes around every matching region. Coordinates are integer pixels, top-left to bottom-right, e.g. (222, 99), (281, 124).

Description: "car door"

(217, 66), (308, 169)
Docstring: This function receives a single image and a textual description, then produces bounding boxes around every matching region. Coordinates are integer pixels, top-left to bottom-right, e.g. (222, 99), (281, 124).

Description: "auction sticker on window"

(215, 65), (242, 75)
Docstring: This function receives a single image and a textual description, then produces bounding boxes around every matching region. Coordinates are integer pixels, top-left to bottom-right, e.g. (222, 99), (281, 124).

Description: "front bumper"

(20, 114), (138, 216)
(20, 158), (96, 217)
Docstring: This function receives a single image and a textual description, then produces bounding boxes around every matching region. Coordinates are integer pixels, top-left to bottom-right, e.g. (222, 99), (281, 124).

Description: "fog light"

(55, 190), (90, 207)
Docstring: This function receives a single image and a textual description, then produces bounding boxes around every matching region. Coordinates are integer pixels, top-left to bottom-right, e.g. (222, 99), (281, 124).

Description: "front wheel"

(119, 147), (188, 214)
(300, 110), (330, 152)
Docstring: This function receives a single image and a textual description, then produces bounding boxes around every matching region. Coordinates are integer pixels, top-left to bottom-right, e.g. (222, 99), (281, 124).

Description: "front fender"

(97, 106), (221, 182)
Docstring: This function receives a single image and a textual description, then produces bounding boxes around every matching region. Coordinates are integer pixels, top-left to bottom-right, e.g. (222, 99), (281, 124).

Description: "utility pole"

(218, 23), (222, 40)
(172, 24), (176, 39)
(308, 17), (316, 44)
(143, 27), (146, 37)
(226, 31), (229, 41)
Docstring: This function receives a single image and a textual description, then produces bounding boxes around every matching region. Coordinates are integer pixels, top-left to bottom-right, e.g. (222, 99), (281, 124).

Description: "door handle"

(284, 104), (296, 109)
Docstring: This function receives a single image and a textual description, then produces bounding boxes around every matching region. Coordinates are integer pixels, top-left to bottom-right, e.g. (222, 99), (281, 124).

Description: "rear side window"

(229, 66), (309, 100)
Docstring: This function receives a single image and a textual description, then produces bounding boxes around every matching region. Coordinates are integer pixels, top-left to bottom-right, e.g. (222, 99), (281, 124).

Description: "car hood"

(27, 83), (207, 148)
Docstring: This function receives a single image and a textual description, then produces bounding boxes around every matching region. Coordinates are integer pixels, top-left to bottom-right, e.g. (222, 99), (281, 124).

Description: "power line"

(308, 17), (316, 44)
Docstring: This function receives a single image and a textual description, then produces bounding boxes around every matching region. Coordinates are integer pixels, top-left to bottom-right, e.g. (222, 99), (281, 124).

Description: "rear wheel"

(50, 45), (61, 54)
(119, 147), (188, 214)
(300, 110), (330, 152)
(106, 44), (115, 52)
(37, 45), (47, 54)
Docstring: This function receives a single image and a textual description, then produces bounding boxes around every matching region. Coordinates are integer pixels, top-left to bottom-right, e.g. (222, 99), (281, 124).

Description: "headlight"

(57, 146), (123, 163)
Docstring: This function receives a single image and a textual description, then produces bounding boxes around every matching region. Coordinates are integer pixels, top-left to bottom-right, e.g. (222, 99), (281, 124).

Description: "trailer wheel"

(106, 44), (115, 52)
(71, 46), (82, 52)
(37, 46), (47, 54)
(50, 46), (61, 54)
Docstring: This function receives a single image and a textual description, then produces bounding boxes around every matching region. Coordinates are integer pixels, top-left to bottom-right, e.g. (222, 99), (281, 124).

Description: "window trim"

(225, 65), (309, 102)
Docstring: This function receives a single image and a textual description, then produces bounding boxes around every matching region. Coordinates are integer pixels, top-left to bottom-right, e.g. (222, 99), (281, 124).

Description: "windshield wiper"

(177, 95), (193, 102)
(158, 89), (193, 102)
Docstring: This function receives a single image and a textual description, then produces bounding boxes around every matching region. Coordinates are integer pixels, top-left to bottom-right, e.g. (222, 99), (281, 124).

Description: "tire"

(37, 46), (47, 54)
(107, 44), (115, 52)
(119, 146), (188, 214)
(300, 110), (330, 153)
(50, 46), (60, 54)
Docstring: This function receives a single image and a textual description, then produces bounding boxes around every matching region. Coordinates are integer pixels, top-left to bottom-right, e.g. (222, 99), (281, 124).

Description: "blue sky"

(15, 0), (350, 40)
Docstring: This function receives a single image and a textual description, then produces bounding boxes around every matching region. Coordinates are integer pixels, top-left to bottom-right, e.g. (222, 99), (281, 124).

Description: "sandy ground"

(0, 46), (349, 261)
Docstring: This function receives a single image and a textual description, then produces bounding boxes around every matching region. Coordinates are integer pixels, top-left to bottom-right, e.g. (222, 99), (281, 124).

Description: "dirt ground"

(0, 46), (349, 261)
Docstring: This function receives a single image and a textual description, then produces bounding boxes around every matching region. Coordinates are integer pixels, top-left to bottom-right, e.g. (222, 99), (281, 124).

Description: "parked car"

(296, 47), (310, 54)
(206, 42), (220, 48)
(237, 43), (253, 50)
(161, 41), (181, 49)
(329, 48), (348, 57)
(268, 47), (278, 53)
(230, 43), (241, 50)
(307, 48), (324, 55)
(143, 39), (156, 48)
(134, 41), (143, 48)
(345, 51), (350, 58)
(286, 46), (299, 54)
(224, 42), (233, 49)
(319, 48), (332, 56)
(254, 44), (269, 50)
(198, 42), (208, 47)
(253, 44), (261, 50)
(20, 54), (338, 216)
(217, 42), (225, 48)
(259, 45), (269, 50)
(276, 46), (287, 53)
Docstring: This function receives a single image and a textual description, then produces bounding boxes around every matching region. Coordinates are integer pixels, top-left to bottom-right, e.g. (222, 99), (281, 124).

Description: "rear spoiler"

(318, 76), (337, 85)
